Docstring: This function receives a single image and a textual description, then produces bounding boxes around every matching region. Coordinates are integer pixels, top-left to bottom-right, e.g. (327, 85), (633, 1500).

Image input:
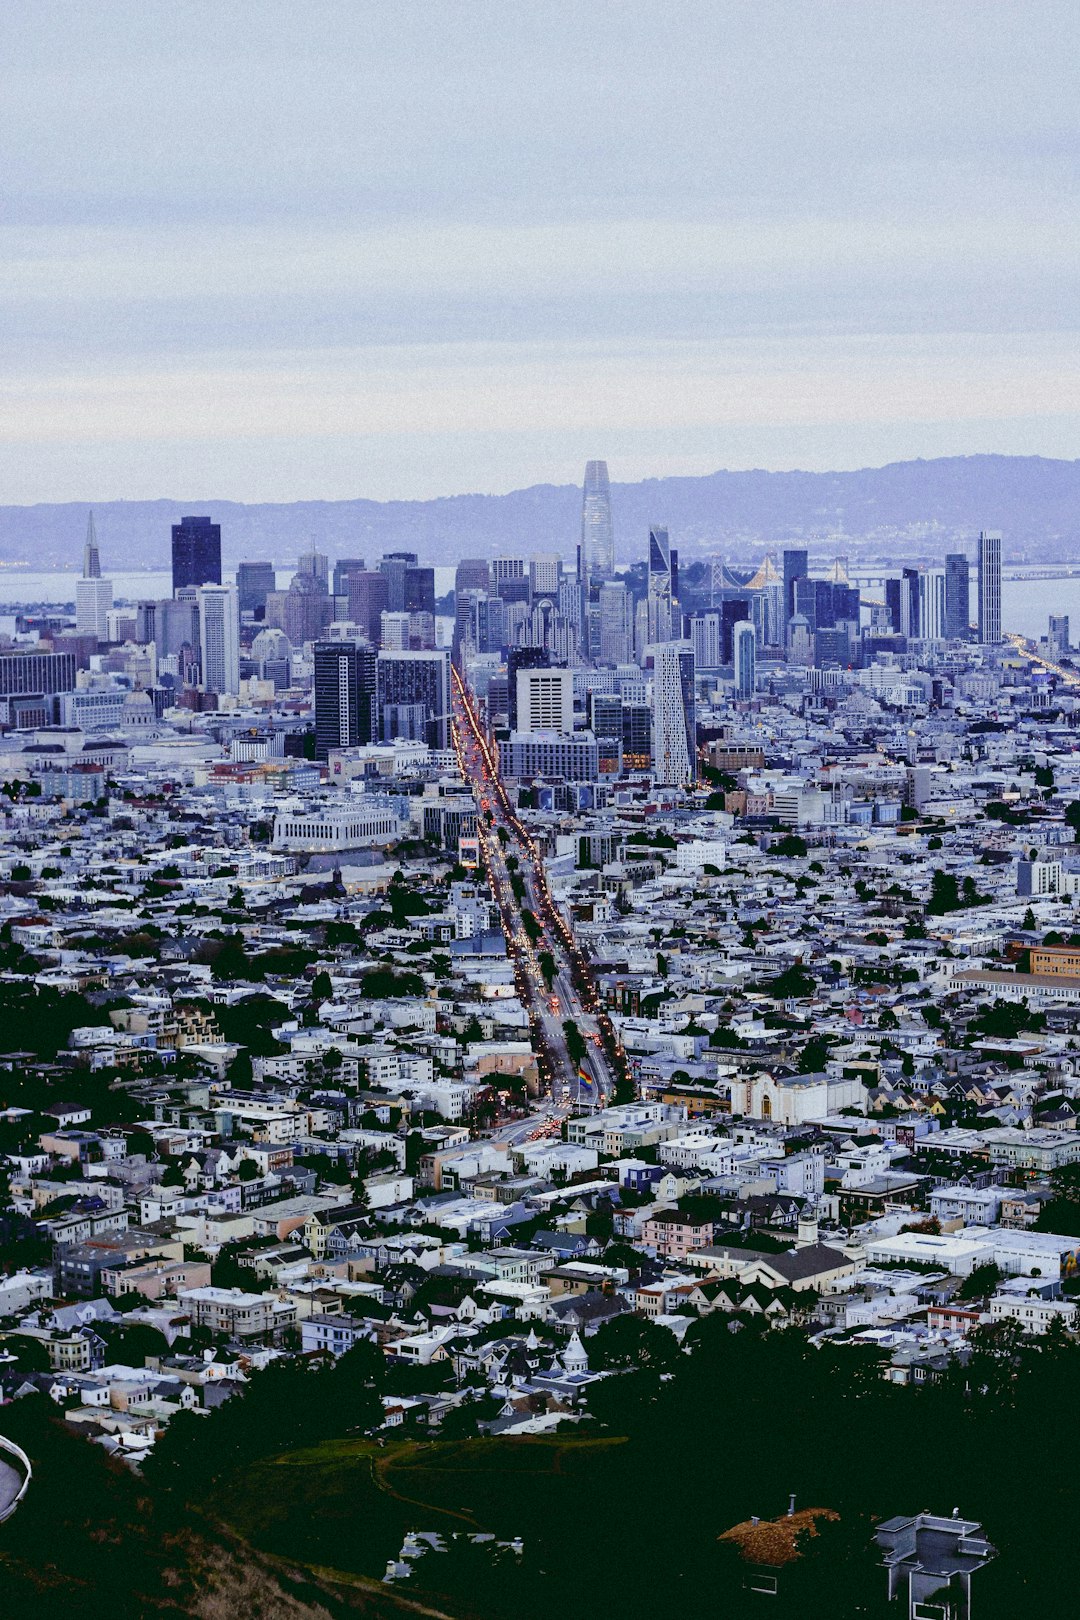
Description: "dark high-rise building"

(783, 549), (808, 625)
(903, 567), (921, 639)
(814, 627), (851, 668)
(379, 552), (419, 612)
(885, 571), (920, 638)
(589, 691), (622, 740)
(720, 597), (751, 662)
(507, 645), (551, 729)
(795, 576), (848, 634)
(171, 516), (222, 594)
(403, 566), (435, 615)
(333, 557), (366, 598)
(622, 701), (651, 766)
(376, 649), (451, 749)
(496, 568), (531, 606)
(456, 558), (491, 596)
(236, 561), (276, 616)
(474, 594), (507, 655)
(313, 641), (377, 760)
(945, 553), (971, 640)
(347, 570), (389, 643)
(832, 584), (861, 624)
(885, 577), (902, 636)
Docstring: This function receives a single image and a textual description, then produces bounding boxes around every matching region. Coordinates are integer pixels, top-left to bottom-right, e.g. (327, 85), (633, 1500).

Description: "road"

(1006, 631), (1080, 687)
(451, 668), (627, 1110)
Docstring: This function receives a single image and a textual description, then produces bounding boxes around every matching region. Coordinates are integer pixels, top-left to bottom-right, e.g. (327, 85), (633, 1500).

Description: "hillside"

(2, 454), (1080, 573)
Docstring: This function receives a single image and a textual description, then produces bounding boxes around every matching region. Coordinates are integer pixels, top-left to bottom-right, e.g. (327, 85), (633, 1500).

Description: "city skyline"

(3, 10), (1080, 1615)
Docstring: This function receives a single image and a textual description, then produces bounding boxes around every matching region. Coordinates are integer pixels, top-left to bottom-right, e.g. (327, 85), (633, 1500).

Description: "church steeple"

(82, 511), (101, 579)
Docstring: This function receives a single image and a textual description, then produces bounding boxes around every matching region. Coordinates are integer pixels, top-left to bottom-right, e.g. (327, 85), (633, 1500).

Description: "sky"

(3, 0), (1080, 503)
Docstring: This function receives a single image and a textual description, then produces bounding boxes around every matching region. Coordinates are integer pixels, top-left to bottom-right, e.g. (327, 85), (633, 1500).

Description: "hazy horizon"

(5, 1), (1080, 505)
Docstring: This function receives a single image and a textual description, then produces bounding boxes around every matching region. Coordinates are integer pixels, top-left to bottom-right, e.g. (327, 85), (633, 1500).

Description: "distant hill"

(2, 454), (1079, 572)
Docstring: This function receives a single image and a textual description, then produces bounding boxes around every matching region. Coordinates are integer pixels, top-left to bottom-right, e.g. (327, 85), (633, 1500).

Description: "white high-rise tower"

(978, 531), (1002, 644)
(82, 511), (101, 579)
(198, 584), (240, 695)
(75, 510), (113, 640)
(652, 640), (696, 786)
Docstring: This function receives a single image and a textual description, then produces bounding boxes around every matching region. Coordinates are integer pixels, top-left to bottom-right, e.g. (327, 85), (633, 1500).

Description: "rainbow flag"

(577, 1066), (595, 1095)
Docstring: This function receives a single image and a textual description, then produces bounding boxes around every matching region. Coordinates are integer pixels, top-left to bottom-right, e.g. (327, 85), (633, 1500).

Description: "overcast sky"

(3, 0), (1079, 502)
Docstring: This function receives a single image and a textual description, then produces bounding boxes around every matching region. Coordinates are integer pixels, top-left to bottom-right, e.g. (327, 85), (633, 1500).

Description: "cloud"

(3, 332), (1078, 450)
(3, 0), (1080, 499)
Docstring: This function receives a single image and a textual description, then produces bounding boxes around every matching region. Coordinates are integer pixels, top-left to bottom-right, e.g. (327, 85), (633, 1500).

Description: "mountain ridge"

(2, 453), (1078, 570)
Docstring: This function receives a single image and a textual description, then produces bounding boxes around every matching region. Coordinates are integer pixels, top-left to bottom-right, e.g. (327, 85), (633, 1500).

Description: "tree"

(588, 1313), (678, 1372)
(437, 1391), (501, 1439)
(209, 933), (262, 982)
(562, 1020), (586, 1068)
(927, 869), (962, 914)
(710, 1025), (743, 1049)
(227, 1048), (253, 1086)
(799, 1036), (831, 1073)
(957, 1261), (1004, 1301)
(763, 964), (815, 1000)
(100, 1320), (170, 1366)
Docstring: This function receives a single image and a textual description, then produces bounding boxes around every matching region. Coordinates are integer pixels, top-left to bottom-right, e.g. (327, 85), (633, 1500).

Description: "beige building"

(178, 1286), (297, 1341)
(102, 1258), (212, 1301)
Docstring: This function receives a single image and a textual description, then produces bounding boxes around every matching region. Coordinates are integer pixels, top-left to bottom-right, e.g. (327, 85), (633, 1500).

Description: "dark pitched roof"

(755, 1243), (852, 1282)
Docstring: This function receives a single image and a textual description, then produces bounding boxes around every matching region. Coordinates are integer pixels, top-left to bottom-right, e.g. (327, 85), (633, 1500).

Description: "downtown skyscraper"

(82, 510), (101, 578)
(652, 640), (696, 786)
(75, 510), (112, 640)
(945, 553), (971, 640)
(733, 620), (756, 699)
(581, 460), (614, 582)
(978, 530), (1002, 644)
(172, 515), (222, 594)
(313, 640), (377, 760)
(647, 524), (675, 644)
(197, 583), (240, 695)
